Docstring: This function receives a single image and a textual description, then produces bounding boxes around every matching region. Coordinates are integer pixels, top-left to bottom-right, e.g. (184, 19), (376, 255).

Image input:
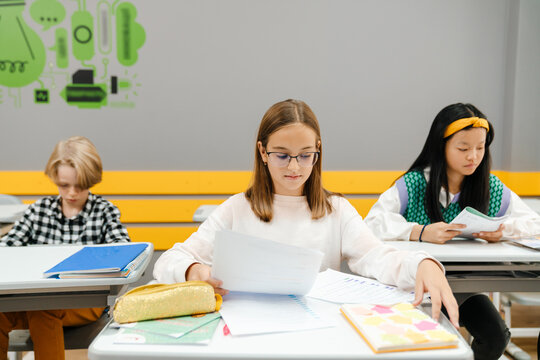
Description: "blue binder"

(44, 243), (149, 278)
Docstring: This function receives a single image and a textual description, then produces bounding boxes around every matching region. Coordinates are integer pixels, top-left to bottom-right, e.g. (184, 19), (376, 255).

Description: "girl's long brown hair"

(245, 99), (334, 222)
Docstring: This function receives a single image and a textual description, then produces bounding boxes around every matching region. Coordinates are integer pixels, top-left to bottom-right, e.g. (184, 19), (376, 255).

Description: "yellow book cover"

(341, 303), (458, 353)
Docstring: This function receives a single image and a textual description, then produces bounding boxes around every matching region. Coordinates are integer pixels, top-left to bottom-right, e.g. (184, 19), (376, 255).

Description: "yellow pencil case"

(113, 281), (222, 324)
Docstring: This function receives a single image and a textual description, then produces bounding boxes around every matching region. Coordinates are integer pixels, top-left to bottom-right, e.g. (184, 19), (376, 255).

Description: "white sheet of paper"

(306, 269), (415, 304)
(219, 292), (334, 336)
(450, 207), (508, 238)
(212, 230), (323, 295)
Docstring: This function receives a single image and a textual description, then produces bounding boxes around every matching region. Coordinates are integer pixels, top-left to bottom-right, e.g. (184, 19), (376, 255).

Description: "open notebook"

(450, 206), (508, 238)
(341, 303), (458, 353)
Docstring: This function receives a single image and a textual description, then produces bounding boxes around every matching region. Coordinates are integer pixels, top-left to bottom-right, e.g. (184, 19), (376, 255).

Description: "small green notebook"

(114, 312), (221, 345)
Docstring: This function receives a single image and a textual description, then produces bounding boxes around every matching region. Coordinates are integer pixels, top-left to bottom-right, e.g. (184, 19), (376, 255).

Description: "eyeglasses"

(266, 151), (320, 168)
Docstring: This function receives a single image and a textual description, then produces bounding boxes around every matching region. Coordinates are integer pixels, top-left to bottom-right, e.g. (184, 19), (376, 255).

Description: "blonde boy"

(0, 136), (130, 360)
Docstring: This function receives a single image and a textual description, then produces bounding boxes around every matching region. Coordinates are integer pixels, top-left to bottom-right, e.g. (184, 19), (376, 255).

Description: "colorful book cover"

(114, 313), (221, 345)
(340, 303), (458, 353)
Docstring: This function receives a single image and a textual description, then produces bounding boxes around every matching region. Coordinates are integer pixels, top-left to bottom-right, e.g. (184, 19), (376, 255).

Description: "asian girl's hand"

(472, 224), (504, 243)
(413, 259), (460, 329)
(415, 222), (466, 244)
(185, 263), (229, 296)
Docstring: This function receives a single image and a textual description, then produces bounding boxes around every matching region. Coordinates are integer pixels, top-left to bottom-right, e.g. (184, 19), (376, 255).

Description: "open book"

(450, 206), (508, 238)
(341, 303), (458, 353)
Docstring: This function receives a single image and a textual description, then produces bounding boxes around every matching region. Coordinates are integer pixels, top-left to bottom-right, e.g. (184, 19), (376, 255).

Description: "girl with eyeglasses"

(365, 103), (540, 359)
(154, 99), (459, 327)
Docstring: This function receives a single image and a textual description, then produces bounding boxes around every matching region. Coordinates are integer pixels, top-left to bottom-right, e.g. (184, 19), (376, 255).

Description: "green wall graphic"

(0, 0), (145, 109)
(0, 0), (46, 88)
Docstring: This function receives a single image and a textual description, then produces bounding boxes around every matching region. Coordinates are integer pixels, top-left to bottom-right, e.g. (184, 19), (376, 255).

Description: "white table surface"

(386, 239), (540, 293)
(0, 243), (153, 311)
(89, 300), (473, 360)
(386, 239), (540, 262)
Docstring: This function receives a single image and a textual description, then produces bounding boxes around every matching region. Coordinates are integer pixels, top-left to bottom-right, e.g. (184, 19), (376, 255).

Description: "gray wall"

(2, 0), (539, 171)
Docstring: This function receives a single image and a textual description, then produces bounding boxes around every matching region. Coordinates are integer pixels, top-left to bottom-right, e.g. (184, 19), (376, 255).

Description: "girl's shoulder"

(489, 173), (503, 184)
(227, 192), (250, 205)
(402, 169), (425, 180)
(327, 193), (355, 214)
(212, 193), (251, 213)
(399, 169), (428, 189)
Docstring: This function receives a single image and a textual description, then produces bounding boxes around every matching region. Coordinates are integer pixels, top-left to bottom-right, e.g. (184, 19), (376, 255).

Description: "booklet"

(57, 246), (150, 279)
(449, 206), (508, 238)
(340, 303), (458, 353)
(114, 314), (221, 345)
(43, 243), (149, 278)
(113, 312), (221, 338)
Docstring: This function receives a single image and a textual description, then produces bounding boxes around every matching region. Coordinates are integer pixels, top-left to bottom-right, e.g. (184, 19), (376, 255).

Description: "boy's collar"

(54, 193), (94, 220)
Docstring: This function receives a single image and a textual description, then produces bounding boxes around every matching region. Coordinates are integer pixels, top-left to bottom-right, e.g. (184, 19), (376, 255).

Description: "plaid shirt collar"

(52, 193), (95, 222)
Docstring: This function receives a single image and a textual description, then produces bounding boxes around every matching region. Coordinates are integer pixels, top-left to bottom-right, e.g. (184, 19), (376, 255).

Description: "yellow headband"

(443, 117), (489, 138)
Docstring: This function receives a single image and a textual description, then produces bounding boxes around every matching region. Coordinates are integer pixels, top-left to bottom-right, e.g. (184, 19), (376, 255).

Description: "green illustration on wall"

(0, 0), (145, 109)
(30, 0), (66, 30)
(0, 0), (47, 88)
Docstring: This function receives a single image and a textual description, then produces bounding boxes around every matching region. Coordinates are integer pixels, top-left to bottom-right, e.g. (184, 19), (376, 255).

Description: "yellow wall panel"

(110, 199), (224, 223)
(127, 227), (196, 250)
(2, 171), (539, 195)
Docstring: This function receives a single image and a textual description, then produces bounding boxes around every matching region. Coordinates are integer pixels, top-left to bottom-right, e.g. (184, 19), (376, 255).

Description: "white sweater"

(153, 193), (437, 291)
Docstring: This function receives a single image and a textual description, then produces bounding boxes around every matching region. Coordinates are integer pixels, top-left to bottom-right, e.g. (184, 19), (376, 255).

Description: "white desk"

(89, 300), (472, 360)
(0, 243), (153, 312)
(0, 204), (28, 223)
(387, 240), (540, 293)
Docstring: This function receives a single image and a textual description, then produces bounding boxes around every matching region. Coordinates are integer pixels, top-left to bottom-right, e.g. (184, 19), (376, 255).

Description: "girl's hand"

(472, 224), (504, 243)
(419, 222), (466, 244)
(186, 263), (229, 296)
(413, 259), (459, 329)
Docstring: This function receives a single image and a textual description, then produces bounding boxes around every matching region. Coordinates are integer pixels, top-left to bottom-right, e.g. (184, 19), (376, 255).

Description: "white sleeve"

(153, 199), (233, 283)
(502, 191), (540, 238)
(340, 199), (441, 291)
(364, 184), (416, 241)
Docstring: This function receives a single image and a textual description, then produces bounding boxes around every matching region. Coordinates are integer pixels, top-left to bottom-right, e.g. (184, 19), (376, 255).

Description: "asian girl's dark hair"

(408, 103), (494, 222)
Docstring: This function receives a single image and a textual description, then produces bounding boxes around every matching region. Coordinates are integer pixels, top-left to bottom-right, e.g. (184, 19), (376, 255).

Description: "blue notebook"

(44, 243), (149, 278)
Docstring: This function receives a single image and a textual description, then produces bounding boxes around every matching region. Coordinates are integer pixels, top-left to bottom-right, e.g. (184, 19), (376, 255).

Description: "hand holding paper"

(211, 230), (323, 295)
(449, 206), (508, 239)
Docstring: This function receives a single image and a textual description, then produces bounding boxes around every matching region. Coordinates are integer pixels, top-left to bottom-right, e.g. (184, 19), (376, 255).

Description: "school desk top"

(0, 243), (153, 312)
(387, 240), (540, 293)
(89, 301), (472, 360)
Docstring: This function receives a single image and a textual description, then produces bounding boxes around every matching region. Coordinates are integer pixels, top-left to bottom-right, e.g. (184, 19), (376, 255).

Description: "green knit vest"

(403, 171), (505, 224)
